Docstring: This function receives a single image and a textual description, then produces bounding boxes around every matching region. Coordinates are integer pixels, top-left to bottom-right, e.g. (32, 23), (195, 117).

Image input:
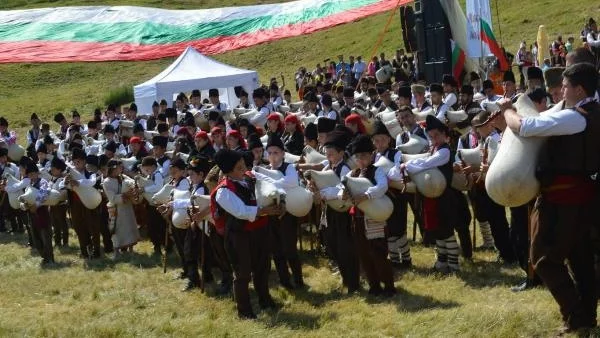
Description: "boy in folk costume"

(48, 157), (69, 247)
(61, 147), (102, 259)
(210, 149), (282, 319)
(87, 155), (114, 254)
(169, 156), (214, 291)
(140, 156), (170, 255)
(161, 158), (190, 281)
(346, 135), (396, 296)
(315, 130), (361, 293)
(503, 63), (600, 333)
(3, 155), (32, 238)
(371, 120), (412, 268)
(400, 115), (460, 273)
(462, 111), (515, 263)
(254, 135), (305, 289)
(21, 161), (54, 265)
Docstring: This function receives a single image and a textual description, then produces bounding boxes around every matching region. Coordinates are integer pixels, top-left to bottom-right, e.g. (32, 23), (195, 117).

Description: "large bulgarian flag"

(0, 0), (407, 63)
(450, 39), (465, 80)
(480, 18), (509, 71)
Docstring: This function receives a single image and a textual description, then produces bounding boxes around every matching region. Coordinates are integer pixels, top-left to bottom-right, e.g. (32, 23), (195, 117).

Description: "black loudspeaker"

(400, 6), (417, 53)
(412, 0), (453, 83)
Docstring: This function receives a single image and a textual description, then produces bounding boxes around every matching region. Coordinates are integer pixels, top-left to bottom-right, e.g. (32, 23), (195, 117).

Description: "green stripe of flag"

(0, 0), (378, 44)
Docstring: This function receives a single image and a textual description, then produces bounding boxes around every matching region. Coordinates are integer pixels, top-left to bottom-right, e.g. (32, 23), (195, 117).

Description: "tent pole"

(495, 0), (503, 47)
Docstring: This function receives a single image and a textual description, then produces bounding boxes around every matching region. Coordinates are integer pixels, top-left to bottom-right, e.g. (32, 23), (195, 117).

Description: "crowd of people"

(1, 40), (600, 332)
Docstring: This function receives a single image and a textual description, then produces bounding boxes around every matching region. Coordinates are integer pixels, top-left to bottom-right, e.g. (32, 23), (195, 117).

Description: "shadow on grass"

(363, 287), (460, 312)
(41, 260), (74, 270)
(261, 309), (331, 330)
(455, 259), (523, 288)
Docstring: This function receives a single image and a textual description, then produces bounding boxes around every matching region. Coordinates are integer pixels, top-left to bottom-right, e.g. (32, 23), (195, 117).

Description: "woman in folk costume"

(210, 149), (282, 319)
(400, 115), (460, 273)
(346, 135), (396, 296)
(189, 131), (216, 161)
(281, 115), (304, 156)
(169, 156), (214, 291)
(225, 129), (247, 152)
(371, 120), (412, 269)
(102, 159), (140, 258)
(314, 130), (360, 293)
(265, 113), (284, 139)
(254, 135), (305, 289)
(344, 113), (367, 143)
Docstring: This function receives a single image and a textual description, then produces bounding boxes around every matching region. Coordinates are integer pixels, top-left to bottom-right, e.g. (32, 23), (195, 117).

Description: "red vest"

(210, 176), (267, 235)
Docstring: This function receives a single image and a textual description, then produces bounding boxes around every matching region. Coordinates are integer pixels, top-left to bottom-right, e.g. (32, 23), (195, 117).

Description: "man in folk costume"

(442, 74), (459, 110)
(48, 157), (69, 247)
(338, 87), (356, 121)
(454, 85), (482, 130)
(430, 83), (449, 121)
(317, 93), (338, 121)
(208, 88), (229, 113)
(26, 113), (41, 161)
(480, 80), (503, 111)
(504, 63), (599, 333)
(526, 66), (545, 92)
(375, 86), (399, 113)
(53, 113), (69, 140)
(165, 108), (180, 138)
(61, 147), (102, 258)
(254, 135), (305, 289)
(411, 84), (432, 115)
(146, 101), (160, 132)
(346, 135), (396, 296)
(395, 86), (413, 108)
(210, 149), (282, 319)
(315, 130), (360, 293)
(250, 88), (271, 127)
(502, 70), (518, 102)
(371, 120), (412, 268)
(400, 115), (460, 273)
(544, 67), (565, 106)
(0, 149), (25, 234)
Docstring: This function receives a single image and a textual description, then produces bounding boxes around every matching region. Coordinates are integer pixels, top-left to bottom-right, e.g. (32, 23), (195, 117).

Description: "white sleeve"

(6, 178), (31, 192)
(365, 167), (388, 199)
(406, 148), (450, 174)
(454, 138), (465, 164)
(436, 104), (449, 121)
(327, 111), (337, 120)
(519, 109), (586, 137)
(443, 93), (457, 108)
(76, 173), (96, 188)
(215, 188), (258, 222)
(160, 160), (170, 178)
(393, 151), (402, 166)
(102, 180), (124, 205)
(144, 172), (164, 193)
(587, 33), (600, 47)
(250, 108), (269, 126)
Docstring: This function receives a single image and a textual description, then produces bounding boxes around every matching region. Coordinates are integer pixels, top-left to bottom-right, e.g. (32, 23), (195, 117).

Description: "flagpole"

(495, 0), (503, 47)
(479, 1), (485, 78)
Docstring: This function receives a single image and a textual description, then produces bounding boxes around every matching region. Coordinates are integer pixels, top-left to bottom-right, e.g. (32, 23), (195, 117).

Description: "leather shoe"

(510, 279), (540, 292)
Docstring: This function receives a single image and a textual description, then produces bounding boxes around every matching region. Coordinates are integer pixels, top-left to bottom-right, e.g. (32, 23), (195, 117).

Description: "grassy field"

(0, 223), (578, 337)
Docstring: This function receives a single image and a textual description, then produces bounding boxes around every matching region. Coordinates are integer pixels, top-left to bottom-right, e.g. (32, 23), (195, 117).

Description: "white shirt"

(443, 92), (457, 108)
(6, 177), (30, 193)
(586, 32), (600, 48)
(0, 162), (20, 178)
(143, 168), (164, 194)
(352, 61), (367, 79)
(58, 166), (96, 189)
(375, 149), (402, 166)
(434, 103), (450, 121)
(250, 106), (271, 127)
(156, 156), (171, 179)
(480, 95), (503, 110)
(252, 162), (298, 190)
(317, 109), (337, 120)
(519, 108), (586, 137)
(344, 166), (388, 199)
(405, 147), (450, 174)
(269, 96), (283, 112)
(215, 186), (258, 222)
(319, 160), (350, 200)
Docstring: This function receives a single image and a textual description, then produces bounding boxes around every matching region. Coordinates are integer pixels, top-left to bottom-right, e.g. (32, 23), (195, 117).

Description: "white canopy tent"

(134, 46), (259, 115)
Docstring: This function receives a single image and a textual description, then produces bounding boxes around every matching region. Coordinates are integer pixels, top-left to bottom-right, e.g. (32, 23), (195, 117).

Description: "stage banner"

(465, 0), (492, 57)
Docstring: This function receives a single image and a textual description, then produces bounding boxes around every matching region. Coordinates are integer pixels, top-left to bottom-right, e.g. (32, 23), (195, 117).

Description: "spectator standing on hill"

(352, 56), (366, 86)
(585, 18), (600, 68)
(367, 56), (378, 77)
(515, 42), (528, 89)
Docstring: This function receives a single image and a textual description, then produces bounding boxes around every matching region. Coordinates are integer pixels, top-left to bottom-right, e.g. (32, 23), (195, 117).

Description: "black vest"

(157, 156), (168, 166)
(436, 143), (453, 184)
(537, 101), (600, 181)
(351, 165), (377, 185)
